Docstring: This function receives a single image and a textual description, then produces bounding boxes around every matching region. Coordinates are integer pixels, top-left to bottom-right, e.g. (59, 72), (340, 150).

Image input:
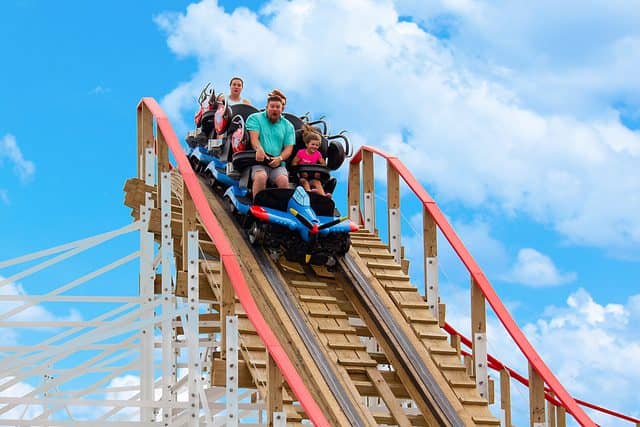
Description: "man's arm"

(248, 130), (265, 161)
(280, 144), (293, 161)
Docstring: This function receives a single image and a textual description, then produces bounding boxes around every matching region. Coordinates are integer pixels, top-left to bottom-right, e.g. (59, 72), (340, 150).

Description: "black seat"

(232, 150), (259, 171)
(200, 110), (216, 137)
(253, 188), (336, 217)
(229, 104), (259, 123)
(283, 113), (305, 131)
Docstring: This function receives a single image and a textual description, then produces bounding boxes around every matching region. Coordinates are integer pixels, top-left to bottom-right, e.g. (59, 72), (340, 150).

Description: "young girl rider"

(291, 126), (326, 196)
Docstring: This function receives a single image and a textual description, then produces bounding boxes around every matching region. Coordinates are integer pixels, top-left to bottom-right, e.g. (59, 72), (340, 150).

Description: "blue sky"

(1, 0), (639, 424)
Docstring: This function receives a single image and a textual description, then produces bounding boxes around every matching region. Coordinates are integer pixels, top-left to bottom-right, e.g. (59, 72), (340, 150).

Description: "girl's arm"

(291, 151), (301, 166)
(317, 153), (326, 166)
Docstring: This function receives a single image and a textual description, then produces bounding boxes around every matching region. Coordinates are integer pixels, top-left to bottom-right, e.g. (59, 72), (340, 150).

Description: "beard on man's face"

(267, 110), (280, 123)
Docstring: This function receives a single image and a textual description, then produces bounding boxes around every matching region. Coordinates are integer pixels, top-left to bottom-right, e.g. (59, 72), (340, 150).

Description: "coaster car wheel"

(248, 222), (264, 245)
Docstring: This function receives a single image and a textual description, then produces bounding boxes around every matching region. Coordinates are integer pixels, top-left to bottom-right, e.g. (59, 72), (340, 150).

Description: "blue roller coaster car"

(184, 84), (354, 266)
(224, 184), (357, 266)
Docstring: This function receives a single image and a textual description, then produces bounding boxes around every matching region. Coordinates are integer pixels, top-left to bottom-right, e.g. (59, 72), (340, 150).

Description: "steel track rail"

(340, 253), (466, 427)
(203, 179), (368, 427)
(250, 249), (368, 427)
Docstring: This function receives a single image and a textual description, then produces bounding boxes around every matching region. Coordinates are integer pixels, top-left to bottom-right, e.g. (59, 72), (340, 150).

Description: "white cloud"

(0, 278), (83, 325)
(0, 134), (35, 183)
(89, 85), (111, 95)
(444, 285), (640, 426)
(0, 189), (8, 205)
(155, 0), (640, 255)
(394, 0), (640, 119)
(502, 248), (576, 287)
(0, 378), (43, 421)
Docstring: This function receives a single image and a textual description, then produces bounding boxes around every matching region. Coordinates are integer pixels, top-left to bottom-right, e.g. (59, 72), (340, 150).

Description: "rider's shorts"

(251, 165), (288, 183)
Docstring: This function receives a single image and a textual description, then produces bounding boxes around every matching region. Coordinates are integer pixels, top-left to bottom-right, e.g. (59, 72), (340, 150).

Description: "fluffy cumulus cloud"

(0, 378), (43, 421)
(394, 0), (640, 120)
(444, 285), (640, 426)
(502, 248), (577, 287)
(155, 0), (640, 255)
(0, 278), (83, 326)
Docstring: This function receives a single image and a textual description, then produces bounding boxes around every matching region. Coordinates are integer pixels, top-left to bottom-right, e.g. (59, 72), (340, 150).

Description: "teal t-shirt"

(246, 111), (295, 157)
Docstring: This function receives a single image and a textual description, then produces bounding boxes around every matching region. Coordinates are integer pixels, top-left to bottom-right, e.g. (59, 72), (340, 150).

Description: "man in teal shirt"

(246, 89), (295, 196)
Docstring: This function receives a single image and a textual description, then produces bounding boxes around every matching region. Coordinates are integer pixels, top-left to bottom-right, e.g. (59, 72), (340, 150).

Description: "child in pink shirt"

(291, 129), (326, 195)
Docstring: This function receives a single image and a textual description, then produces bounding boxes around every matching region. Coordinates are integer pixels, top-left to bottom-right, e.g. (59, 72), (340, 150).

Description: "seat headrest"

(230, 104), (259, 121)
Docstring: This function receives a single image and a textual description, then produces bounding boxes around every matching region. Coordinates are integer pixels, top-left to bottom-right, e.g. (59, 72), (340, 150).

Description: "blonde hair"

(302, 123), (322, 145)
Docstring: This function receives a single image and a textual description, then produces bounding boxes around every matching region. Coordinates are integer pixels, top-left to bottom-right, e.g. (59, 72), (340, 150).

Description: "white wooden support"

(473, 332), (489, 400)
(226, 315), (239, 427)
(363, 192), (375, 233)
(187, 231), (200, 427)
(273, 411), (286, 427)
(144, 147), (156, 187)
(139, 192), (155, 422)
(425, 256), (439, 318)
(389, 209), (401, 264)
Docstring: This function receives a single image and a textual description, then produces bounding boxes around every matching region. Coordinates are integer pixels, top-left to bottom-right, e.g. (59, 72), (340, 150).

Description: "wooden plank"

(438, 302), (446, 327)
(308, 309), (348, 319)
(556, 405), (566, 427)
(500, 368), (512, 427)
(181, 175), (196, 271)
(366, 367), (412, 427)
(289, 280), (328, 289)
(450, 334), (461, 357)
(298, 295), (338, 303)
(423, 205), (437, 304)
(529, 362), (546, 426)
(366, 261), (402, 270)
(137, 104), (154, 179)
(362, 150), (375, 231)
(547, 391), (557, 427)
(337, 357), (378, 367)
(348, 161), (361, 223)
(221, 262), (234, 358)
(471, 278), (486, 382)
(327, 342), (367, 351)
(267, 352), (284, 427)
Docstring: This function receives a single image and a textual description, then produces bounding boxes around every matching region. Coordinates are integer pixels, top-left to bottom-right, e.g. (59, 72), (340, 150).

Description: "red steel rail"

(350, 145), (596, 427)
(138, 98), (330, 427)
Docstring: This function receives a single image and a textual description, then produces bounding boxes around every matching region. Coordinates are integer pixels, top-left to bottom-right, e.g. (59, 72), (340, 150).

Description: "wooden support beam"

(348, 161), (361, 224)
(423, 207), (439, 316)
(450, 334), (461, 358)
(556, 405), (566, 427)
(387, 162), (401, 264)
(362, 150), (375, 232)
(547, 395), (557, 427)
(156, 129), (170, 209)
(366, 367), (412, 427)
(137, 104), (154, 179)
(220, 261), (235, 359)
(529, 362), (546, 427)
(267, 352), (284, 427)
(181, 176), (197, 271)
(500, 368), (513, 427)
(438, 303), (446, 328)
(488, 377), (495, 405)
(471, 278), (488, 399)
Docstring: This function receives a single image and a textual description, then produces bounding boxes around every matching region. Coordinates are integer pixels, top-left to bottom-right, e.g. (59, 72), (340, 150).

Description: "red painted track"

(139, 98), (331, 427)
(351, 145), (596, 427)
